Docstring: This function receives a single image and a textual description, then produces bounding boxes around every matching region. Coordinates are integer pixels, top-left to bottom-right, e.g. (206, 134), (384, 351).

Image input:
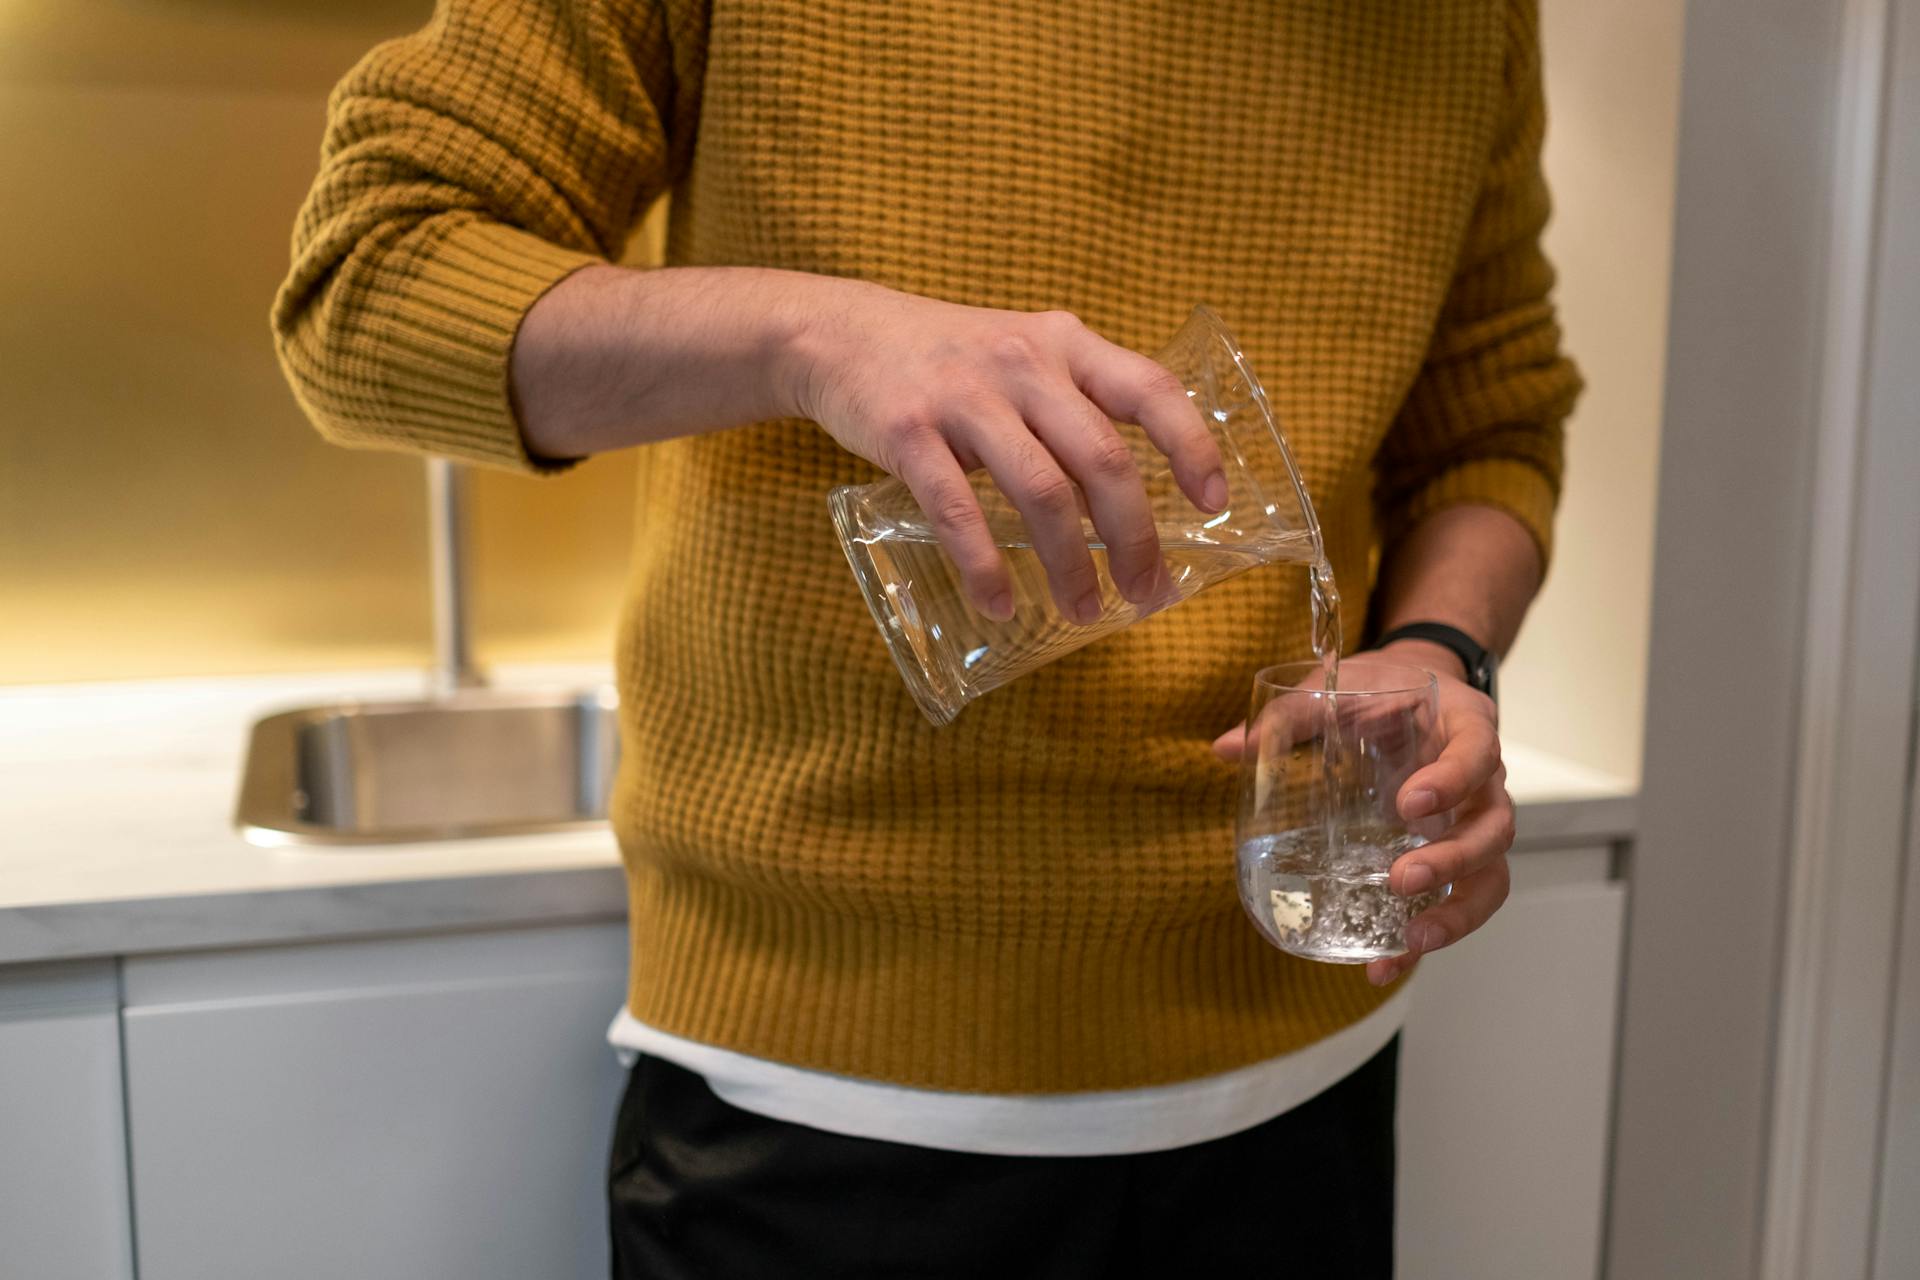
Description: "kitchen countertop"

(0, 668), (1637, 966)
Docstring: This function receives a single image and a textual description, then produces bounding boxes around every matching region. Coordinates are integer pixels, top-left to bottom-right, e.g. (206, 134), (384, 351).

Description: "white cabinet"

(1398, 848), (1628, 1280)
(0, 960), (136, 1280)
(121, 923), (629, 1280)
(7, 832), (1625, 1280)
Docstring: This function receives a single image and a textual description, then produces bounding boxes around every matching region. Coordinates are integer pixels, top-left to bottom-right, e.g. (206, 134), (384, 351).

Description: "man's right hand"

(512, 267), (1226, 625)
(781, 282), (1226, 623)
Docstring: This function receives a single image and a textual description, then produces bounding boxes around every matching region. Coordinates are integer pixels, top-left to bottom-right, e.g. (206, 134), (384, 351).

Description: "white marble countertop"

(0, 667), (1636, 966)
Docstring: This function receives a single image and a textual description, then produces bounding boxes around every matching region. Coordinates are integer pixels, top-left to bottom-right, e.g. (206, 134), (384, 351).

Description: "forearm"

(509, 263), (836, 461)
(511, 268), (1223, 620)
(1368, 504), (1543, 676)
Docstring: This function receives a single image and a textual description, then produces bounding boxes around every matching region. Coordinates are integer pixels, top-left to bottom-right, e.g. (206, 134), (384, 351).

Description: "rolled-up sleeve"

(1372, 0), (1583, 571)
(270, 0), (697, 473)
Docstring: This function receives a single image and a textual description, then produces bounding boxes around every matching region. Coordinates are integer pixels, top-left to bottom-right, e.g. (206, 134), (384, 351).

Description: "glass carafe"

(829, 306), (1322, 726)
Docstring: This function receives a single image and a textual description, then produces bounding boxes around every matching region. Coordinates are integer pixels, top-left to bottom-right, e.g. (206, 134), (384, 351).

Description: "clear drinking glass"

(1235, 661), (1451, 963)
(829, 306), (1323, 726)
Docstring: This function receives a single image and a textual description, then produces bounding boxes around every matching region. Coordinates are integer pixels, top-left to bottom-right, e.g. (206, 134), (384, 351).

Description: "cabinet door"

(0, 960), (136, 1280)
(122, 923), (628, 1280)
(1398, 863), (1628, 1280)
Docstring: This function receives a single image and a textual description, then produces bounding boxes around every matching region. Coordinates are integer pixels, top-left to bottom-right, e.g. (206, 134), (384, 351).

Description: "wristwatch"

(1375, 621), (1498, 702)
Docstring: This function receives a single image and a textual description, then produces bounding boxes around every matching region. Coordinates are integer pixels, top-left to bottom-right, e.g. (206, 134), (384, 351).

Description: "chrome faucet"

(426, 458), (485, 695)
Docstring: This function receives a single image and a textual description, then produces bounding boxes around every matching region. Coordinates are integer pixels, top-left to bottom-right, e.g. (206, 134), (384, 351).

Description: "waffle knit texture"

(274, 0), (1580, 1092)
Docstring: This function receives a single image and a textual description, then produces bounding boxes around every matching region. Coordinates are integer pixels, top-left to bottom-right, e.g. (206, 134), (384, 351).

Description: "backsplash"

(0, 0), (662, 683)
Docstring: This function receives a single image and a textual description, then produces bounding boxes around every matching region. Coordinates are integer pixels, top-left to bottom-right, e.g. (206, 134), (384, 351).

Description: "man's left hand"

(1211, 639), (1515, 987)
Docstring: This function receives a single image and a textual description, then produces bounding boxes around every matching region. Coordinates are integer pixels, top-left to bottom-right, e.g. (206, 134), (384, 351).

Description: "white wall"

(1500, 0), (1686, 783)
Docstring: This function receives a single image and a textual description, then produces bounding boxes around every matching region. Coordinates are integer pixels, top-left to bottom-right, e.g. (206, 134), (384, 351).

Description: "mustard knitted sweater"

(274, 0), (1578, 1092)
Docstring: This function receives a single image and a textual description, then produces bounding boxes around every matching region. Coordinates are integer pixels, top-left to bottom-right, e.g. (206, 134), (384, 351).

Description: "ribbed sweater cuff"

(1384, 456), (1560, 572)
(392, 220), (602, 474)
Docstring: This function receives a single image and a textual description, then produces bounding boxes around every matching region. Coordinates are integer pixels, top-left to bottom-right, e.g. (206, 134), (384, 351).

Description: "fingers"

(890, 431), (1013, 620)
(957, 409), (1106, 624)
(1396, 697), (1500, 820)
(1376, 752), (1513, 988)
(1406, 856), (1511, 957)
(1367, 856), (1511, 986)
(1214, 674), (1345, 763)
(1367, 953), (1416, 987)
(1064, 321), (1227, 515)
(1388, 775), (1513, 895)
(1017, 382), (1167, 604)
(872, 308), (1235, 627)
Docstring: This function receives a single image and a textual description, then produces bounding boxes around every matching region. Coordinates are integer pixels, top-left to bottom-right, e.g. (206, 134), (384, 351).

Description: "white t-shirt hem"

(607, 985), (1410, 1157)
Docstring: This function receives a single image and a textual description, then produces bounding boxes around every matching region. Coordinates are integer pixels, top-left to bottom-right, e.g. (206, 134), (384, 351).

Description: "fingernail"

(1403, 789), (1438, 819)
(1399, 864), (1435, 897)
(985, 591), (1014, 622)
(1406, 921), (1446, 954)
(1071, 590), (1104, 625)
(1129, 563), (1168, 603)
(1202, 471), (1230, 512)
(1369, 961), (1400, 987)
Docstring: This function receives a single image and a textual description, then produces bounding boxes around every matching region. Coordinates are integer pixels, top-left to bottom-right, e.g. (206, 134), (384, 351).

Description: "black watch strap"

(1375, 622), (1498, 700)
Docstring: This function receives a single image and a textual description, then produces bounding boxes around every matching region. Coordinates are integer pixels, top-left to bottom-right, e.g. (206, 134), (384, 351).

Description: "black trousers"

(608, 1036), (1398, 1279)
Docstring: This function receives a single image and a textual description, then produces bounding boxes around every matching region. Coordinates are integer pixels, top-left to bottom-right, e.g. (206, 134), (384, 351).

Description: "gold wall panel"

(0, 0), (660, 683)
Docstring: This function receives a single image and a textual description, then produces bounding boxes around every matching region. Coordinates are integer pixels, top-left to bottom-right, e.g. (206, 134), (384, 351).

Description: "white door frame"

(1874, 694), (1920, 1276)
(1760, 0), (1920, 1272)
(1606, 0), (1920, 1274)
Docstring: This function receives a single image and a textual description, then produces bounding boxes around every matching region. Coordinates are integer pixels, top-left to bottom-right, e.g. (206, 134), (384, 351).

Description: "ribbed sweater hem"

(620, 856), (1394, 1094)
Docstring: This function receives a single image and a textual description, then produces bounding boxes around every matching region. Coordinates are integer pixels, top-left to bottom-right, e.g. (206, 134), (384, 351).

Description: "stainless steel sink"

(235, 687), (619, 847)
